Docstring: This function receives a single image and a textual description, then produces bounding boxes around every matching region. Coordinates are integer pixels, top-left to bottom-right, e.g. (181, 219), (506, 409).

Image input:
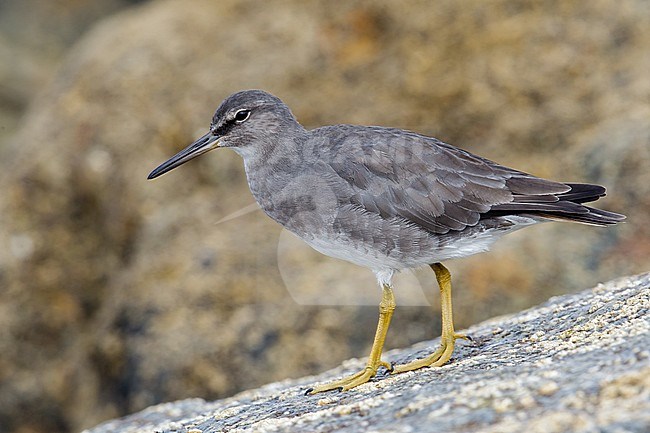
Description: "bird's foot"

(392, 332), (468, 374)
(305, 360), (393, 395)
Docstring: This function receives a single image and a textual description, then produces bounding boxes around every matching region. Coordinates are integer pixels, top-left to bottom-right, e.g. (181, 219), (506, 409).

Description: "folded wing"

(326, 127), (624, 234)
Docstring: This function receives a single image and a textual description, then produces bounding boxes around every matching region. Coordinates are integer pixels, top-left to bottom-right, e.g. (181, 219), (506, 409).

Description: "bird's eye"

(234, 109), (251, 123)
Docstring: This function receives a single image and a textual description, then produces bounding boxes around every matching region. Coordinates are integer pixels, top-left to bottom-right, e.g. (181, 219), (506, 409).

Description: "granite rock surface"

(86, 273), (650, 433)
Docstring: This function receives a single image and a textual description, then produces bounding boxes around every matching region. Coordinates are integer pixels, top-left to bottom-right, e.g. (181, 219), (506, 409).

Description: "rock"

(0, 0), (145, 146)
(0, 1), (648, 433)
(84, 273), (650, 433)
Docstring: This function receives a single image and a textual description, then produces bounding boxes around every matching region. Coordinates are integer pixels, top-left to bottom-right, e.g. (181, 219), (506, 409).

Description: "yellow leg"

(306, 284), (396, 395)
(392, 263), (467, 373)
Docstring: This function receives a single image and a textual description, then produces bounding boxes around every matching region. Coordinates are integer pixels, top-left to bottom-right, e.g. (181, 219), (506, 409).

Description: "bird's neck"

(242, 131), (314, 225)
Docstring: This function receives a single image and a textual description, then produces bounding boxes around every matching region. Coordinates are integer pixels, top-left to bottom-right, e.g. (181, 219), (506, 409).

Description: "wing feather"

(319, 125), (621, 233)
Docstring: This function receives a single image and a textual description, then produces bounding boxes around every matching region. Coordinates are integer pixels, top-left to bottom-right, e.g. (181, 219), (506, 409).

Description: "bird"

(148, 89), (625, 395)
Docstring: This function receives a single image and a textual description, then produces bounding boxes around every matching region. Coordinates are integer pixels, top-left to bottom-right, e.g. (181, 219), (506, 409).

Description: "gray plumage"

(148, 90), (625, 273)
(148, 89), (626, 394)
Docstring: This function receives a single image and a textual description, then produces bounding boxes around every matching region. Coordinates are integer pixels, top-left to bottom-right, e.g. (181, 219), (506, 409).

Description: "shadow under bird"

(148, 90), (625, 394)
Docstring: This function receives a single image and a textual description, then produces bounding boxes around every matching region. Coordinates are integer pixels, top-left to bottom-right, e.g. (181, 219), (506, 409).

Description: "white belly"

(303, 215), (539, 272)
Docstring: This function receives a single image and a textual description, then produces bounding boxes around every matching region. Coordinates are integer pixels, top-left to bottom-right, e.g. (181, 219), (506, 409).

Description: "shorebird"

(148, 90), (624, 394)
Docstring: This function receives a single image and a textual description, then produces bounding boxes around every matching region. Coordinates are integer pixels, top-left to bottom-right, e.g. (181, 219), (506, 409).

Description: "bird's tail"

(538, 183), (625, 226)
(487, 183), (626, 226)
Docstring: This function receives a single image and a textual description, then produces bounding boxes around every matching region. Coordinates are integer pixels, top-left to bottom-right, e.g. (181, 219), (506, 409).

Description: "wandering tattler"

(148, 90), (625, 394)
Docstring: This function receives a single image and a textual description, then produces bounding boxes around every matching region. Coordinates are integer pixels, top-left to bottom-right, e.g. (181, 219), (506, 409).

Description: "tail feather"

(558, 183), (606, 203)
(486, 182), (625, 226)
(539, 205), (625, 226)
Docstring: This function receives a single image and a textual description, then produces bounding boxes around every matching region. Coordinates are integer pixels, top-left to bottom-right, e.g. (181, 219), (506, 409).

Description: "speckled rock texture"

(85, 273), (650, 433)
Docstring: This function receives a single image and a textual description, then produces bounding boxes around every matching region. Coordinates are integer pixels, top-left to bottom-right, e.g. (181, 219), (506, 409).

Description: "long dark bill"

(147, 132), (220, 179)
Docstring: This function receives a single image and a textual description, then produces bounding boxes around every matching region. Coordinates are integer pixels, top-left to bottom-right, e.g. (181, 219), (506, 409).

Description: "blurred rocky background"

(0, 1), (647, 432)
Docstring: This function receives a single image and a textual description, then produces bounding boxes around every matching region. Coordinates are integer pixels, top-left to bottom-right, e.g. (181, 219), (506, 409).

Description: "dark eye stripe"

(211, 109), (251, 136)
(214, 121), (235, 136)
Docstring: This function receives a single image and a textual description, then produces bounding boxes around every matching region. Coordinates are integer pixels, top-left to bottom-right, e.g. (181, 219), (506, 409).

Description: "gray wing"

(322, 126), (605, 235)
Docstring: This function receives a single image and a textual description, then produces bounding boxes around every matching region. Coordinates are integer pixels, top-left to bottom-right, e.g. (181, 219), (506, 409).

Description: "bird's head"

(148, 90), (301, 179)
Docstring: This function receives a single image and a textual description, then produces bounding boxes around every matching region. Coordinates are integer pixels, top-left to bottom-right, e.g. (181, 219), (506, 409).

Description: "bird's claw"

(305, 360), (391, 395)
(391, 331), (464, 374)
